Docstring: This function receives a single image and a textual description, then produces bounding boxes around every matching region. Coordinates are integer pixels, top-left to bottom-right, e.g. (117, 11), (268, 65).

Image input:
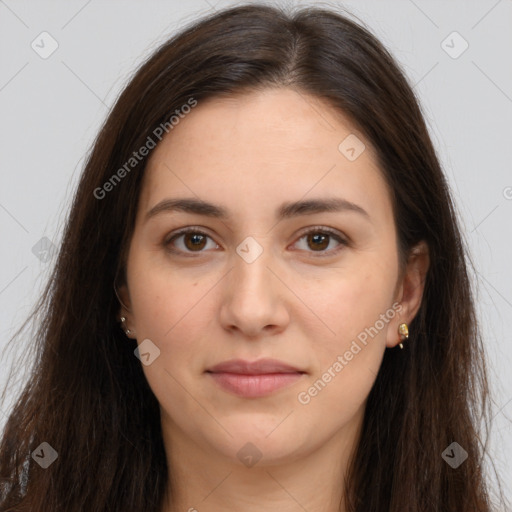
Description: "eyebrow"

(145, 197), (371, 223)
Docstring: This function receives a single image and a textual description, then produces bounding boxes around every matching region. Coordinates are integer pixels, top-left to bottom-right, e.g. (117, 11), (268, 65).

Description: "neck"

(159, 405), (364, 512)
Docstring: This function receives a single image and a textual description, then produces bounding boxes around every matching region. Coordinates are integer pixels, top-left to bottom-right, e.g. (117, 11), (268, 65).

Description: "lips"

(207, 358), (304, 375)
(206, 358), (306, 398)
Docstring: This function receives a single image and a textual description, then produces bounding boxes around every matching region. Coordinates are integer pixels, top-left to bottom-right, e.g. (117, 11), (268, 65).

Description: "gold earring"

(120, 316), (134, 337)
(398, 323), (409, 349)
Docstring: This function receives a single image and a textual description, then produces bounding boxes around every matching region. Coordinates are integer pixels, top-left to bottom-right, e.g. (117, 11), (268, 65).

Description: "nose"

(218, 248), (290, 339)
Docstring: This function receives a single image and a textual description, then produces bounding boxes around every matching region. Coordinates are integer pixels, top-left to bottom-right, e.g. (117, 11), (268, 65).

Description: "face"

(119, 87), (427, 467)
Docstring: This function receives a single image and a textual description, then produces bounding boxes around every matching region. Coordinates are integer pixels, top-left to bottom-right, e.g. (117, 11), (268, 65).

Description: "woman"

(0, 3), (507, 511)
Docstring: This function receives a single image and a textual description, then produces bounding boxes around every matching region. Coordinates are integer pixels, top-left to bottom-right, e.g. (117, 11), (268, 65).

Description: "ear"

(116, 281), (137, 339)
(386, 240), (430, 348)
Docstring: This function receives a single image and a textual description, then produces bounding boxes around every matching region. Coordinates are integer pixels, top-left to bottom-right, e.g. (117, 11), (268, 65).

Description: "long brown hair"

(0, 3), (507, 511)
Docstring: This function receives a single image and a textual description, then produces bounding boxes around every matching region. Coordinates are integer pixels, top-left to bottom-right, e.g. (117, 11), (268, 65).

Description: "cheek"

(128, 262), (216, 365)
(128, 268), (216, 418)
(294, 263), (396, 419)
(294, 270), (392, 428)
(307, 265), (395, 352)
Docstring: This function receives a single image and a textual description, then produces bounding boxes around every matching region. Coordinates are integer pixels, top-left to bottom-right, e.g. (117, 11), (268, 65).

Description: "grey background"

(1, 0), (511, 505)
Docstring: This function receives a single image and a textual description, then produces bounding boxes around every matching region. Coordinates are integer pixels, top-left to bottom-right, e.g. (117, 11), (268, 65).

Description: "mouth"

(205, 358), (306, 398)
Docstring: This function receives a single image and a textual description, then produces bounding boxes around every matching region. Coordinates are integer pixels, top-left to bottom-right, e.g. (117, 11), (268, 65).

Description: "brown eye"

(183, 233), (207, 251)
(306, 233), (330, 251)
(165, 229), (218, 254)
(293, 228), (347, 256)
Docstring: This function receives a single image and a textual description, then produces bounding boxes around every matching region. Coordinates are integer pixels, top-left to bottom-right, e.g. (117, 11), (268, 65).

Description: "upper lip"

(206, 358), (305, 375)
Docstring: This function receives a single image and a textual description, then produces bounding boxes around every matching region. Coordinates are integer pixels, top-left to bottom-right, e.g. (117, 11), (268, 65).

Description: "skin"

(118, 87), (429, 512)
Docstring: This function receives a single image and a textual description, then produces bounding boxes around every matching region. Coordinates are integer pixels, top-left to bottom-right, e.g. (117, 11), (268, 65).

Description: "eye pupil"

(307, 233), (329, 251)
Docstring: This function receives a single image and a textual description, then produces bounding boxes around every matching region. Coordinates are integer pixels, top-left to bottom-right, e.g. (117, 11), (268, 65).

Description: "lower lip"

(207, 372), (304, 398)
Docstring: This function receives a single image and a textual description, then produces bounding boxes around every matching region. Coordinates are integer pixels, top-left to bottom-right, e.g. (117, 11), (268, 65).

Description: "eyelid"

(163, 225), (349, 256)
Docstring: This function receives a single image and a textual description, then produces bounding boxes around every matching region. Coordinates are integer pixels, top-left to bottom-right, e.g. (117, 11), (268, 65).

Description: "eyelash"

(164, 226), (348, 258)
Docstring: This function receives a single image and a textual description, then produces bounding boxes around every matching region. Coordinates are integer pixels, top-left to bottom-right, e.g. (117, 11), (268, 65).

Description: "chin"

(204, 420), (309, 466)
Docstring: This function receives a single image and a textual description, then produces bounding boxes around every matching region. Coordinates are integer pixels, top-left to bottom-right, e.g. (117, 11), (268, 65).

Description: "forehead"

(140, 88), (393, 228)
